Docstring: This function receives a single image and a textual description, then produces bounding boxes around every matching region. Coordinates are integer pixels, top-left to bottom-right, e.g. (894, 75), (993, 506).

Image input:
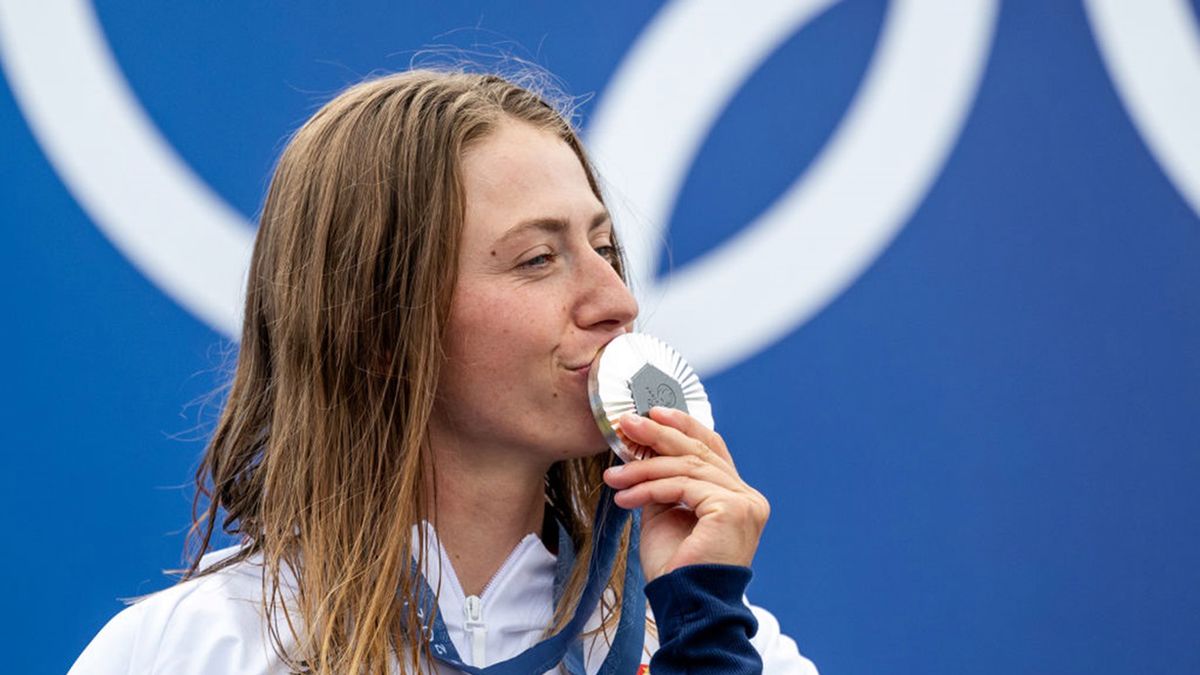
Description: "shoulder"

(745, 600), (820, 675)
(69, 547), (297, 675)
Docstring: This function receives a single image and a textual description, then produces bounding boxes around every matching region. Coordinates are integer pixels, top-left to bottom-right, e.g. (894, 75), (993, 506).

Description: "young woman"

(71, 70), (818, 675)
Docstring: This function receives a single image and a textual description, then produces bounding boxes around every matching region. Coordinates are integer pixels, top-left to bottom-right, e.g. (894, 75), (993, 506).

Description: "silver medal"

(587, 332), (714, 463)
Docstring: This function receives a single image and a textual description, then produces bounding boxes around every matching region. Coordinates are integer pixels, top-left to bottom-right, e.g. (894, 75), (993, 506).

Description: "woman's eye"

(519, 252), (556, 269)
(595, 245), (620, 265)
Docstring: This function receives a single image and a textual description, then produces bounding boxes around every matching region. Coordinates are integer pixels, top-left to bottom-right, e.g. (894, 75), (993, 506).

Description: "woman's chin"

(551, 421), (611, 461)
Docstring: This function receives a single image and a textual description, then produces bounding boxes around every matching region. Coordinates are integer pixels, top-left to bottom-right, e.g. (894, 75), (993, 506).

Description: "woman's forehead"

(460, 120), (602, 244)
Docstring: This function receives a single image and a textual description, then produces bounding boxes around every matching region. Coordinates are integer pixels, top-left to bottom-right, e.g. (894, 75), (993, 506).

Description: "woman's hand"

(602, 407), (770, 582)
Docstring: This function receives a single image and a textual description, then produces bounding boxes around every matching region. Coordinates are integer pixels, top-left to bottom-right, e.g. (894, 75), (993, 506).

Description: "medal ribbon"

(410, 485), (646, 674)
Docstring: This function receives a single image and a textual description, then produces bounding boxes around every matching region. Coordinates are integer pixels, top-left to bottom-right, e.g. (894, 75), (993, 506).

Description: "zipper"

(478, 535), (536, 597)
(464, 594), (487, 666)
(455, 535), (539, 667)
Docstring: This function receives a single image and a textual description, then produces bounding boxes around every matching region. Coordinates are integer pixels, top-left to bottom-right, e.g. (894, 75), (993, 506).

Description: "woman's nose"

(575, 250), (639, 331)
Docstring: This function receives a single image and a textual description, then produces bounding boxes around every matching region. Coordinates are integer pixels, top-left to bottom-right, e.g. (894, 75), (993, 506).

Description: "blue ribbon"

(410, 485), (646, 674)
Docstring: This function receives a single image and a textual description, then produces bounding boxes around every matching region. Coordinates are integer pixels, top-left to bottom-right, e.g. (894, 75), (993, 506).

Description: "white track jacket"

(70, 526), (819, 674)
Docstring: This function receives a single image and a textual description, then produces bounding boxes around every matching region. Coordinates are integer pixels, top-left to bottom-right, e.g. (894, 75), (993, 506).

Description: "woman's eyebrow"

(495, 210), (611, 246)
(590, 211), (613, 232)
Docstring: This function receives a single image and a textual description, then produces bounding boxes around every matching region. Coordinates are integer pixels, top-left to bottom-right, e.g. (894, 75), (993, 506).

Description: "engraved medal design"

(588, 332), (715, 463)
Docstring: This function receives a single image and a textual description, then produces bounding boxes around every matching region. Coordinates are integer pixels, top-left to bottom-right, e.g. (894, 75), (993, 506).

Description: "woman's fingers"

(603, 453), (743, 492)
(610, 474), (769, 528)
(618, 409), (736, 473)
(649, 406), (731, 458)
(611, 474), (713, 511)
(611, 409), (771, 578)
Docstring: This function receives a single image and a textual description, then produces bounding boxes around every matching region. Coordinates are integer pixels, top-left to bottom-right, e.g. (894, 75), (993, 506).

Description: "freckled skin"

(430, 123), (770, 586)
(430, 120), (638, 465)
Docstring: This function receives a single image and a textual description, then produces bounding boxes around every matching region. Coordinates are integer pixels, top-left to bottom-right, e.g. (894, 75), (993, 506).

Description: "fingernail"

(605, 465), (624, 477)
(622, 414), (645, 427)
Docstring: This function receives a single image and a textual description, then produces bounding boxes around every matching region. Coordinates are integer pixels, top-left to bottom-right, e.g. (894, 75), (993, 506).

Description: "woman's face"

(431, 119), (639, 465)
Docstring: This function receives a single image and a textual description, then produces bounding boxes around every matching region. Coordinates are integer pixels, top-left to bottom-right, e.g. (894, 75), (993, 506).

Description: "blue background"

(2, 2), (1198, 673)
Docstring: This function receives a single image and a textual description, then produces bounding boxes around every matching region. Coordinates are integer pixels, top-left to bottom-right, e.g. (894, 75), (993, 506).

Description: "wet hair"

(185, 69), (632, 674)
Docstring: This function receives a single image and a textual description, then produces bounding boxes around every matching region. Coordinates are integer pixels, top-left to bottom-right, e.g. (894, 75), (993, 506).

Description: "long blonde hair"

(185, 69), (632, 674)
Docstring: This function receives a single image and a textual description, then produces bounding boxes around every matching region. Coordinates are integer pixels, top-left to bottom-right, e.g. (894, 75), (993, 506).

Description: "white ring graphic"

(1, 0), (997, 376)
(0, 0), (254, 336)
(588, 0), (999, 373)
(1083, 0), (1200, 220)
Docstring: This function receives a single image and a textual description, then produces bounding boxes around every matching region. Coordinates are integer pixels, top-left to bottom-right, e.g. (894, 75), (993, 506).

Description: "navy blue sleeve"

(644, 564), (763, 674)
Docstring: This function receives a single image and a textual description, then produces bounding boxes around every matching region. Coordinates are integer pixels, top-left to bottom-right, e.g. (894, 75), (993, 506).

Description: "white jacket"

(70, 526), (818, 674)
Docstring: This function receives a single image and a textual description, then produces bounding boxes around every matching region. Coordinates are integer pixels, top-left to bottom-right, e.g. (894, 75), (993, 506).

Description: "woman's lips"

(564, 341), (611, 378)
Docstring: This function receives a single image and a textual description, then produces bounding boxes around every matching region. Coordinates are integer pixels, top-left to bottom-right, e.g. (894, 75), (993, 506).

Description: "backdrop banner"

(1, 2), (1198, 673)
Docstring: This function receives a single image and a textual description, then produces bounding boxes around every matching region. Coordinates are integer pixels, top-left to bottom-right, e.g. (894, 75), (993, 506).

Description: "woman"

(71, 70), (818, 674)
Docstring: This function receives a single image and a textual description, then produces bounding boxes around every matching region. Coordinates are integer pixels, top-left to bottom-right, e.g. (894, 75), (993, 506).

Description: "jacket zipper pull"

(464, 595), (487, 666)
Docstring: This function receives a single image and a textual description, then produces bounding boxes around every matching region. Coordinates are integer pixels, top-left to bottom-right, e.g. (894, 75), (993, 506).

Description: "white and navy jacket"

(70, 526), (819, 674)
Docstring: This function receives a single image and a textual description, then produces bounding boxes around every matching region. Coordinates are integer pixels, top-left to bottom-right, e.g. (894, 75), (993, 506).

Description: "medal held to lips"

(588, 332), (714, 463)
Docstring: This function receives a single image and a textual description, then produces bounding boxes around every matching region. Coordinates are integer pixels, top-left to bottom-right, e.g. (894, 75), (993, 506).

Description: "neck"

(427, 430), (552, 597)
